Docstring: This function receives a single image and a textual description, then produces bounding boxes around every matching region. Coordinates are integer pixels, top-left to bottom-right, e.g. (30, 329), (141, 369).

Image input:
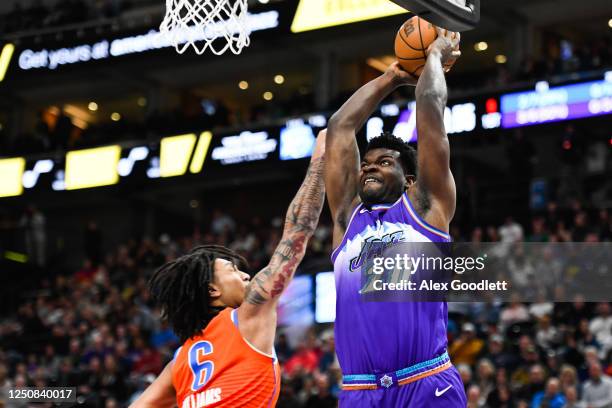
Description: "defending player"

(130, 131), (326, 408)
(325, 29), (466, 406)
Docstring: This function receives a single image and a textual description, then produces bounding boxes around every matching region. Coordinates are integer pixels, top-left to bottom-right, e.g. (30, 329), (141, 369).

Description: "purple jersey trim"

(331, 194), (407, 263)
(401, 193), (451, 242)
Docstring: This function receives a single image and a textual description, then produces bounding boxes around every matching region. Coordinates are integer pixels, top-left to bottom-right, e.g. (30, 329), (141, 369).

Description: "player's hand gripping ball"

(394, 16), (461, 78)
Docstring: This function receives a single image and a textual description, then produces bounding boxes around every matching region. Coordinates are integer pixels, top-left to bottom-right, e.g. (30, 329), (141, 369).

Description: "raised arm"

(412, 29), (461, 230)
(236, 131), (326, 354)
(326, 67), (416, 247)
(129, 362), (175, 408)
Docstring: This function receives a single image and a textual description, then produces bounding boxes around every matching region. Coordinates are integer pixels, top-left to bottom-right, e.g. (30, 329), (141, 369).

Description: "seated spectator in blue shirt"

(532, 377), (566, 408)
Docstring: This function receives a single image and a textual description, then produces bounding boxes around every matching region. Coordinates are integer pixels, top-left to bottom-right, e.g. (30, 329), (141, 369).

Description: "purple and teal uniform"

(332, 192), (467, 407)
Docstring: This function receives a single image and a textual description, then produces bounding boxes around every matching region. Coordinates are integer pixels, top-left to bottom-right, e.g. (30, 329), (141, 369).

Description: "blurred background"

(0, 0), (611, 407)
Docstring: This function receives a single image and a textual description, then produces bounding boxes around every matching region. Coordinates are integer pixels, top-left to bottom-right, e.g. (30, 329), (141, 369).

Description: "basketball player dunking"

(325, 29), (467, 406)
(129, 132), (326, 408)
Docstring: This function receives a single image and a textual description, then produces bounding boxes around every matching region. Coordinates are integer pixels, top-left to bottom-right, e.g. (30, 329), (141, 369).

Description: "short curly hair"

(365, 132), (417, 176)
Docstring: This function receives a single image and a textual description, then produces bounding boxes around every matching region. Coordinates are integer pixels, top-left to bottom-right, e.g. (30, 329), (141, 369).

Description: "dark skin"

(130, 132), (327, 408)
(326, 28), (460, 247)
(359, 148), (414, 206)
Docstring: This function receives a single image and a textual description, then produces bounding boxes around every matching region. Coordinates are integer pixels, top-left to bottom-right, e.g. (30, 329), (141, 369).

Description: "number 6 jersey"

(171, 308), (281, 408)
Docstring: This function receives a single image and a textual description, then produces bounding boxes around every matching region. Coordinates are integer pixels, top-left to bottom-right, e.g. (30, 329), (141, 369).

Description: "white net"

(160, 0), (250, 55)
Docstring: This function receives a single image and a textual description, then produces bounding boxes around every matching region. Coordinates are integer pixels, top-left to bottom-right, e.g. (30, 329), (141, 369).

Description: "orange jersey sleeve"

(172, 308), (281, 408)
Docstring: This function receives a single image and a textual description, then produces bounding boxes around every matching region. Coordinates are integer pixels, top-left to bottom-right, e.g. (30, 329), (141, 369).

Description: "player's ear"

(208, 283), (222, 300)
(405, 174), (416, 188)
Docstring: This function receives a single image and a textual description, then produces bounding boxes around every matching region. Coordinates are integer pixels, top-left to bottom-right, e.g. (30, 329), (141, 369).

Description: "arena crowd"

(1, 198), (611, 407)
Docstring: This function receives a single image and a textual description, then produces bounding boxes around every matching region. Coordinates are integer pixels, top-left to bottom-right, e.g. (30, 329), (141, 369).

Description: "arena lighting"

(501, 78), (612, 128)
(381, 103), (400, 117)
(481, 112), (501, 129)
(65, 146), (121, 190)
(482, 97), (501, 130)
(146, 157), (161, 179)
(366, 117), (385, 142)
(117, 146), (149, 177)
(0, 43), (15, 82)
(22, 159), (54, 189)
(4, 251), (27, 263)
(371, 102), (477, 142)
(278, 275), (314, 326)
(51, 170), (65, 191)
(366, 57), (391, 73)
(189, 132), (213, 174)
(88, 102), (98, 111)
(315, 272), (336, 323)
(17, 11), (279, 71)
(263, 91), (273, 101)
(212, 131), (277, 164)
(280, 119), (316, 160)
(474, 41), (488, 52)
(160, 134), (197, 177)
(274, 74), (285, 85)
(495, 55), (507, 64)
(535, 81), (549, 92)
(307, 115), (327, 127)
(291, 0), (407, 33)
(0, 157), (25, 198)
(238, 80), (249, 90)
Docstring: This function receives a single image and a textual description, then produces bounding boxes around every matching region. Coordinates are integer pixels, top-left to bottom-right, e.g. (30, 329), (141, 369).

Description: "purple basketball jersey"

(332, 192), (452, 376)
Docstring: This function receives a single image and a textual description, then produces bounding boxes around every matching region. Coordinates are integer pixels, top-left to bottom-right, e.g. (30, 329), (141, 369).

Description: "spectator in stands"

(532, 377), (566, 408)
(564, 386), (586, 408)
(476, 358), (496, 404)
(487, 375), (515, 408)
(275, 332), (294, 364)
(210, 209), (236, 235)
(483, 334), (515, 370)
(304, 374), (336, 408)
(499, 216), (524, 243)
(450, 323), (485, 366)
(515, 364), (548, 404)
(507, 246), (536, 290)
(536, 315), (561, 350)
(500, 297), (530, 330)
(581, 361), (612, 408)
(590, 303), (612, 360)
(560, 365), (580, 395)
(457, 363), (474, 392)
(598, 209), (611, 241)
(318, 330), (336, 373)
(466, 384), (481, 408)
(2, 197), (612, 407)
(19, 205), (46, 267)
(284, 341), (320, 377)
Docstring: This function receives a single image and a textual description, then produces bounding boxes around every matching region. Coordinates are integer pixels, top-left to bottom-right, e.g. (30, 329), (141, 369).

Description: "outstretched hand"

(386, 61), (418, 87)
(428, 28), (461, 72)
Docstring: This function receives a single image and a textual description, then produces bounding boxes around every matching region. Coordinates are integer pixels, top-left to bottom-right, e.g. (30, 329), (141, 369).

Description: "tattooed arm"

(237, 130), (326, 355)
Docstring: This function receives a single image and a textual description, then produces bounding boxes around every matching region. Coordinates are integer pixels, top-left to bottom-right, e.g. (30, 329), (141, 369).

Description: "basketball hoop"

(160, 0), (250, 55)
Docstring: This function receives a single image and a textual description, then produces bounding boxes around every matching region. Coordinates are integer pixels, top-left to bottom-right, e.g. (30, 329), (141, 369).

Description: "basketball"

(394, 16), (456, 77)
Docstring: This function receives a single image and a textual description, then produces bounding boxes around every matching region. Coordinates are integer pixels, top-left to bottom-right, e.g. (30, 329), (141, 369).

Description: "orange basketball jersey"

(172, 308), (281, 408)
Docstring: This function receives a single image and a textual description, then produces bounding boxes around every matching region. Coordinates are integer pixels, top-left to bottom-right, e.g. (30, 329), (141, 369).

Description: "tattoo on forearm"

(244, 157), (325, 305)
